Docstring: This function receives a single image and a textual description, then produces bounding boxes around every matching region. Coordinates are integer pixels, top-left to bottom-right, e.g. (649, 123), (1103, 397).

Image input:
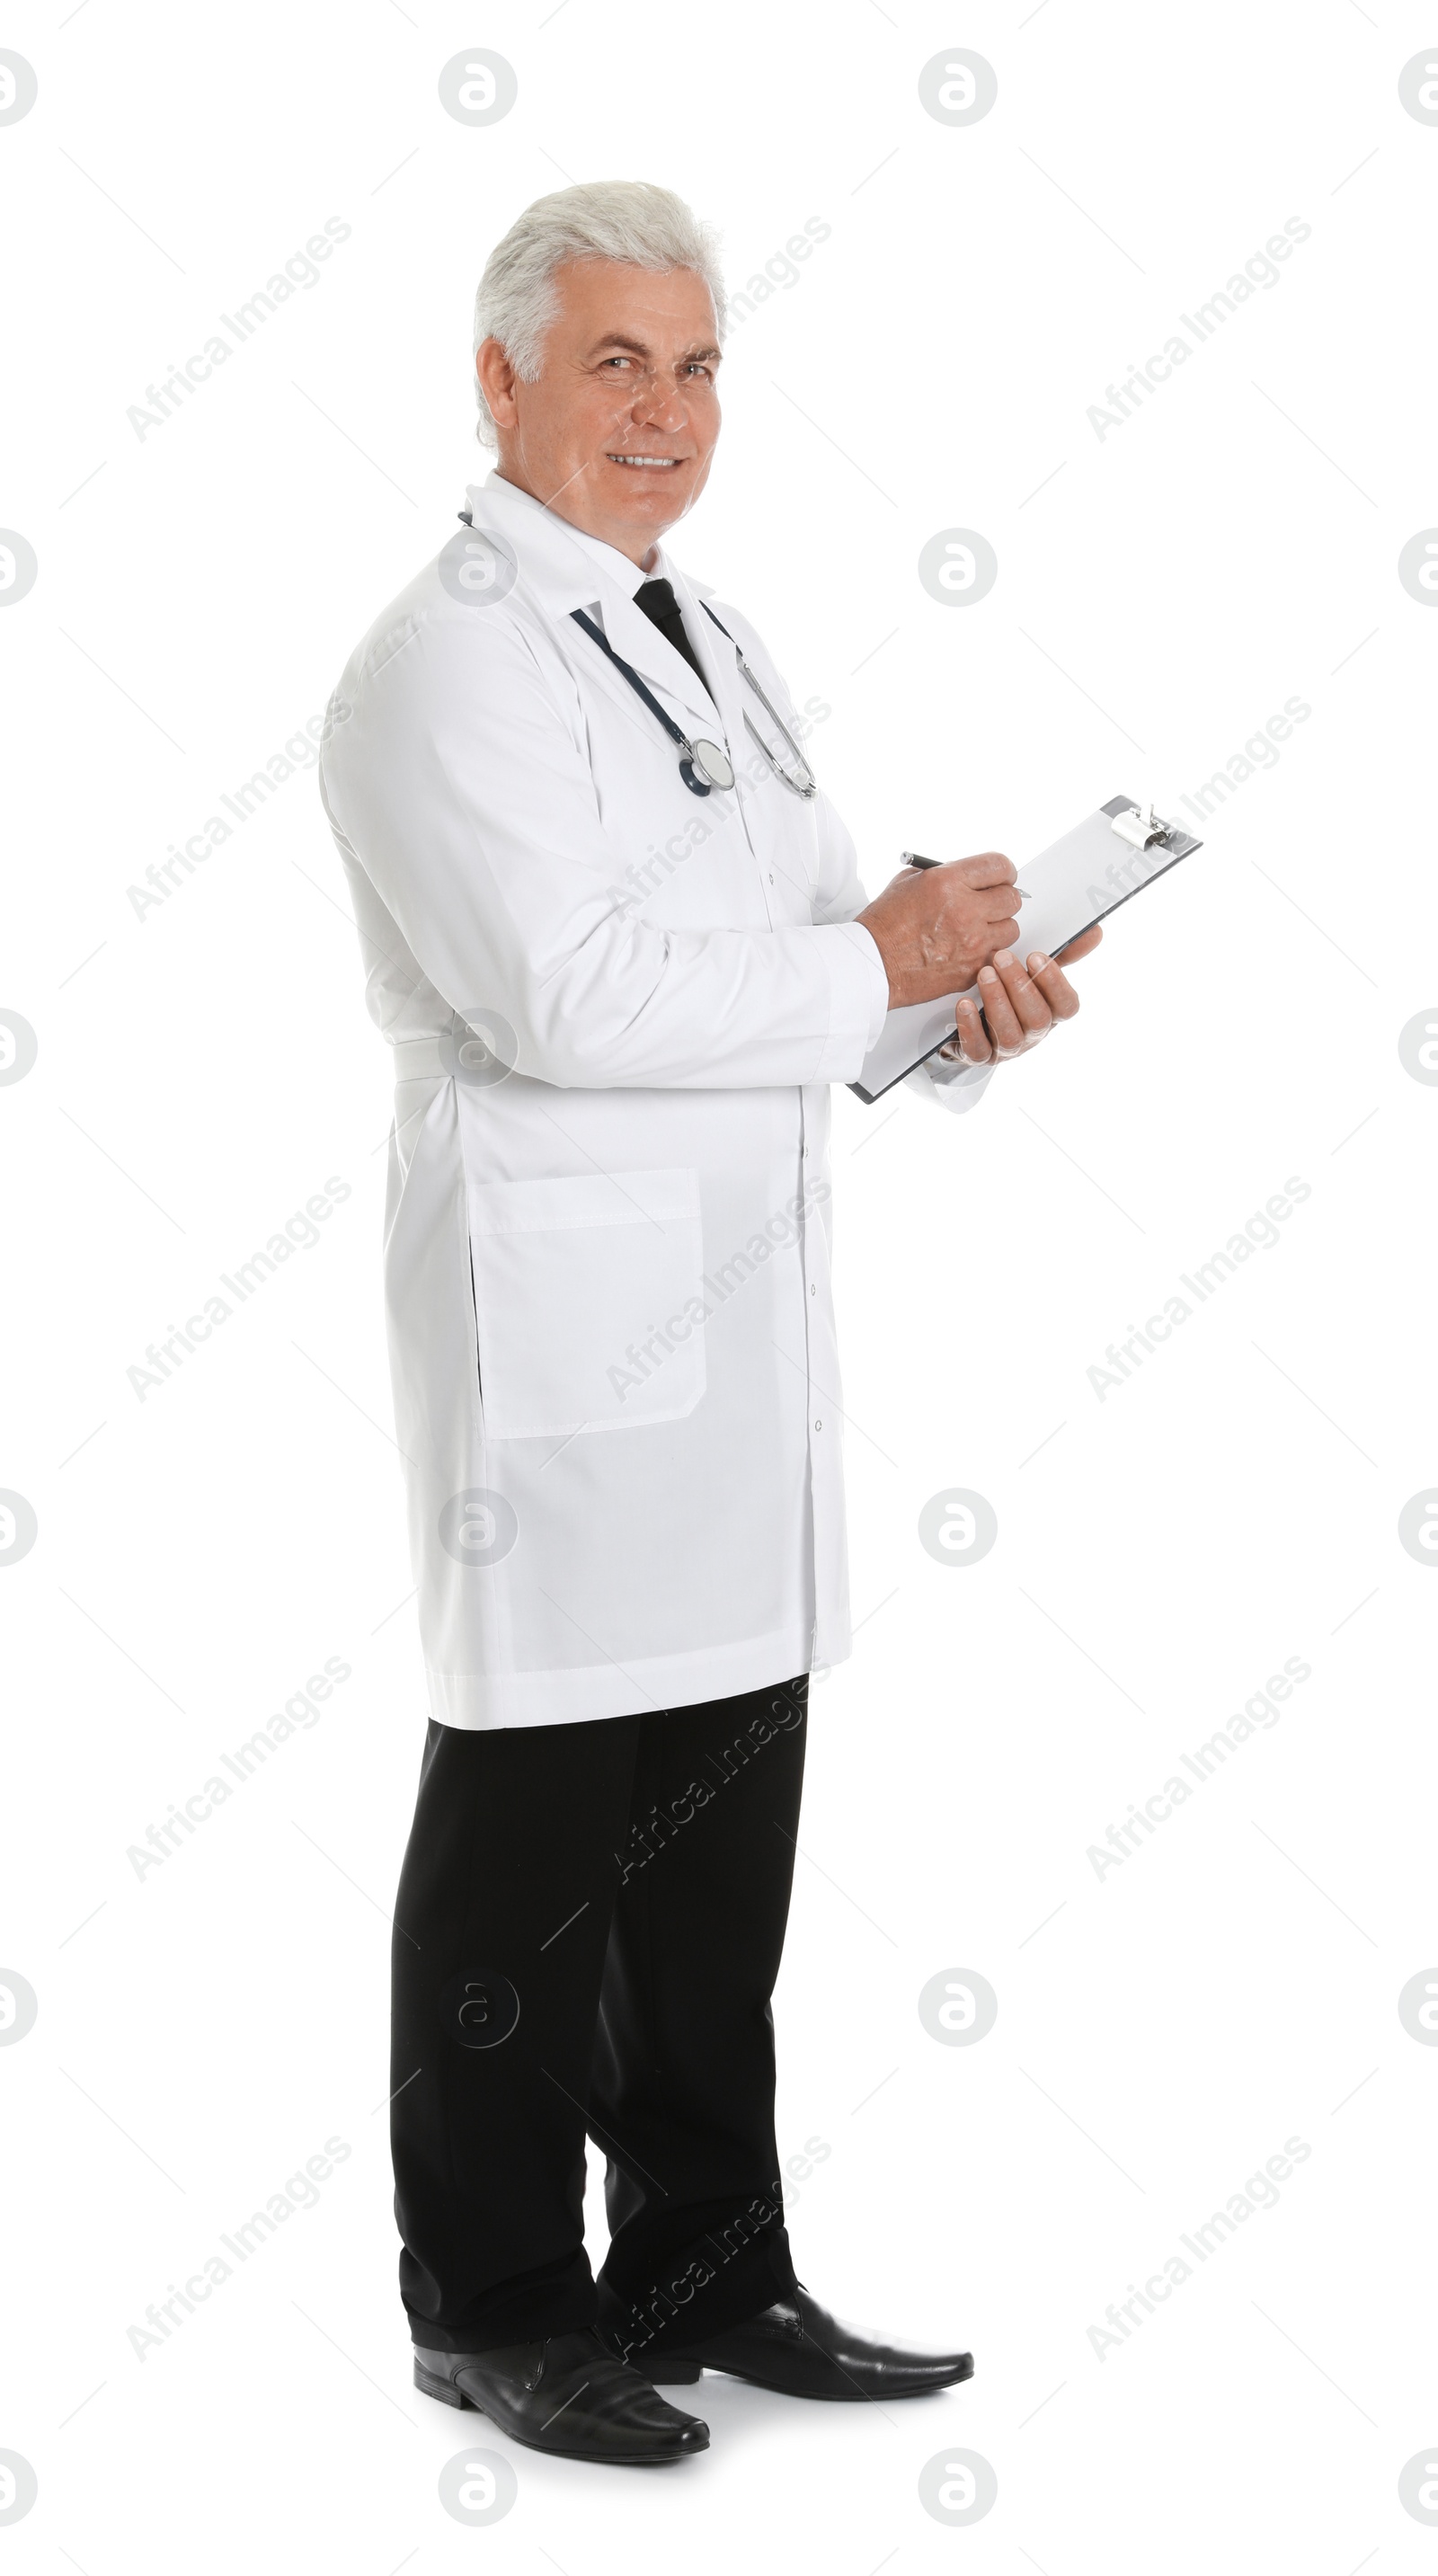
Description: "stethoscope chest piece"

(680, 739), (735, 797)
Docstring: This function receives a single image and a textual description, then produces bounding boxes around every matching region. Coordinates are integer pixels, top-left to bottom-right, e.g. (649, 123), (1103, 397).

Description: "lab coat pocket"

(466, 1168), (706, 1441)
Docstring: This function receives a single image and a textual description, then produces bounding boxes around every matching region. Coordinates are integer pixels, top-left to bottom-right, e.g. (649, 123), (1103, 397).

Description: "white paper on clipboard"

(849, 795), (1203, 1106)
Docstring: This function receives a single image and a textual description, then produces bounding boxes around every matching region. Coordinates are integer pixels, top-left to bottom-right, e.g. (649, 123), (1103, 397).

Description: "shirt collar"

(554, 511), (659, 600)
(467, 469), (703, 609)
(467, 468), (725, 724)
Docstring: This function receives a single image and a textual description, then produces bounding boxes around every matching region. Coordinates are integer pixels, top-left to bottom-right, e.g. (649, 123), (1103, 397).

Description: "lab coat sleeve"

(915, 1047), (996, 1115)
(811, 783), (995, 1116)
(321, 608), (891, 1092)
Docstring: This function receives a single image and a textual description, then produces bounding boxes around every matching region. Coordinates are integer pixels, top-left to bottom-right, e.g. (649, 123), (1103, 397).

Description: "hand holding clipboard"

(850, 798), (1203, 1103)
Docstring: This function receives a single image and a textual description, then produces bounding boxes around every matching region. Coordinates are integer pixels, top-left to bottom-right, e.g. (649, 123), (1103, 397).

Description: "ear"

(475, 335), (519, 430)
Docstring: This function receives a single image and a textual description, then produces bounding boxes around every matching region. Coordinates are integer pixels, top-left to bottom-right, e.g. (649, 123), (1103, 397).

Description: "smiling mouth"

(608, 453), (683, 469)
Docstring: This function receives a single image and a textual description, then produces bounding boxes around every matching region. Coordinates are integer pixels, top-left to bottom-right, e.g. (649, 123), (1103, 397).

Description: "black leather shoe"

(413, 2329), (709, 2464)
(635, 2287), (972, 2403)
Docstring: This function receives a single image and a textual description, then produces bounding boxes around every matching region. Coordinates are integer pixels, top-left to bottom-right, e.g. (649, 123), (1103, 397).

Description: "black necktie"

(634, 576), (707, 691)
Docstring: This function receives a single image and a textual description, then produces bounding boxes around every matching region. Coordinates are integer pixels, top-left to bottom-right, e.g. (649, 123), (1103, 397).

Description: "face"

(477, 259), (723, 565)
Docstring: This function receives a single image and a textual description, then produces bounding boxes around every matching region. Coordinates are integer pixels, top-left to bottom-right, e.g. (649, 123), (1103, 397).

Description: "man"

(319, 180), (1098, 2468)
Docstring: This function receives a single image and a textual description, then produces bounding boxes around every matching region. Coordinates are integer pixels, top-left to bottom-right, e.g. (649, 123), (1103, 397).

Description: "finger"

(1052, 922), (1103, 964)
(973, 893), (1023, 951)
(982, 889), (1023, 928)
(951, 850), (1016, 890)
(990, 946), (1053, 1037)
(1025, 951), (1082, 1022)
(974, 961), (1027, 1053)
(952, 995), (992, 1062)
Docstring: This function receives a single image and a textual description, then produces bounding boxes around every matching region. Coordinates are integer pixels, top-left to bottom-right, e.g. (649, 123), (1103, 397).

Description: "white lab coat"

(320, 470), (990, 1728)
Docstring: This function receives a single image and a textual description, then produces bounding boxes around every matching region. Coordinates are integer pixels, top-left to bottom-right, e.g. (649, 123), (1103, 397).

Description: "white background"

(4, 1), (1437, 2567)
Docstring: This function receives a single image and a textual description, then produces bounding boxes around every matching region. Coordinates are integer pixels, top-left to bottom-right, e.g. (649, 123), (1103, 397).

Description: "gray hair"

(471, 180), (727, 447)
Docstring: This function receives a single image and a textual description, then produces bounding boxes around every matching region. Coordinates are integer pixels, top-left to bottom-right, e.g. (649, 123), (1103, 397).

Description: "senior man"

(320, 180), (1098, 2467)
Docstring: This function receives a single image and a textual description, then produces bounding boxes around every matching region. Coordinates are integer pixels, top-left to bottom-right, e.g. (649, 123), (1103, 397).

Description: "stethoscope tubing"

(699, 604), (817, 800)
(456, 508), (817, 801)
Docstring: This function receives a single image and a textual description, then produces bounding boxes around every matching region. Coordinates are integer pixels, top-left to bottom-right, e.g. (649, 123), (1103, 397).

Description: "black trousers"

(390, 1675), (808, 2358)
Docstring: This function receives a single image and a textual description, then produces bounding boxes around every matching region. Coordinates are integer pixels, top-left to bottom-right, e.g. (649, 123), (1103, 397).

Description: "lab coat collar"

(467, 470), (727, 731)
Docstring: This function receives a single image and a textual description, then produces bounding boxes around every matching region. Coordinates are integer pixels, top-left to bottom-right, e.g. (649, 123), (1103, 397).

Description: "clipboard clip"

(1109, 800), (1173, 851)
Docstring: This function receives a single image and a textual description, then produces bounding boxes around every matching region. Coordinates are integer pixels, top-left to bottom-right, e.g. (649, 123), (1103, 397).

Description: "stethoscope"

(573, 598), (818, 804)
(455, 511), (816, 803)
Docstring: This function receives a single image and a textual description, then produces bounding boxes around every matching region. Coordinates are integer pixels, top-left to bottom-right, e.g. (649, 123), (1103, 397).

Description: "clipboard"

(849, 795), (1203, 1105)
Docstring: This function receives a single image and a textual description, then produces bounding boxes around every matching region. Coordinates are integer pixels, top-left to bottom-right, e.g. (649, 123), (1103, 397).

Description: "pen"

(900, 851), (1032, 898)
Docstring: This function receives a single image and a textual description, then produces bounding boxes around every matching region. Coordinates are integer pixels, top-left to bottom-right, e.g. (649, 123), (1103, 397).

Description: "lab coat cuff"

(917, 1053), (995, 1113)
(821, 920), (892, 1074)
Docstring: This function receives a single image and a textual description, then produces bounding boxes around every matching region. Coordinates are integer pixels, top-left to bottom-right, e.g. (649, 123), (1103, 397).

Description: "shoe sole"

(413, 2357), (708, 2465)
(649, 2353), (975, 2400)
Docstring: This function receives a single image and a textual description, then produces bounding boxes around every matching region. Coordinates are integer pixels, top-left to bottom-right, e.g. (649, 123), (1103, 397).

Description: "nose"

(630, 375), (688, 432)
